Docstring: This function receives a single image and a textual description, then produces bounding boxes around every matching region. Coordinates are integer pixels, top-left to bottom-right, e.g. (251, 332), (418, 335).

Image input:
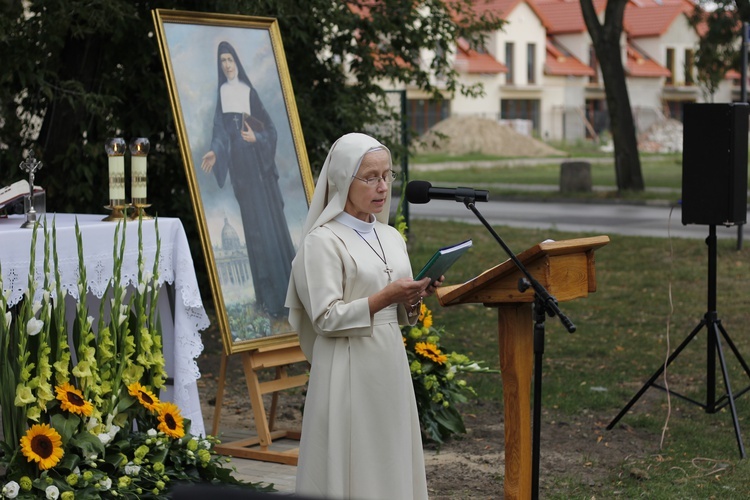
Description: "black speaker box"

(682, 102), (749, 226)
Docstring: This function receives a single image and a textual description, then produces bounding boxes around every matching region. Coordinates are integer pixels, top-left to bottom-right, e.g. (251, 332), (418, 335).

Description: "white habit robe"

(291, 216), (428, 500)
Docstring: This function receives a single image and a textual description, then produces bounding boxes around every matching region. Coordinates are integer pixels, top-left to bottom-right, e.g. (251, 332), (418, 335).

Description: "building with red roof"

(399, 0), (738, 142)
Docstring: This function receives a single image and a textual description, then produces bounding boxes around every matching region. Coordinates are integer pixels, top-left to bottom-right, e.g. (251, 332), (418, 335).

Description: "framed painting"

(153, 10), (314, 354)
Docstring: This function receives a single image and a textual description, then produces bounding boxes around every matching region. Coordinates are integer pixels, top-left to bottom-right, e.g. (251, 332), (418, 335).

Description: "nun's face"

(344, 149), (391, 222)
(220, 53), (237, 80)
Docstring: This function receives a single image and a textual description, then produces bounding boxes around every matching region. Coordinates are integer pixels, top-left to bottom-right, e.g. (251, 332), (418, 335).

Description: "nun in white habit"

(286, 133), (441, 499)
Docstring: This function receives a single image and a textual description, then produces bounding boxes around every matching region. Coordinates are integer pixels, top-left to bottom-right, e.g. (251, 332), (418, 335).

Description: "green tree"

(0, 0), (502, 291)
(690, 1), (750, 102)
(580, 0), (644, 192)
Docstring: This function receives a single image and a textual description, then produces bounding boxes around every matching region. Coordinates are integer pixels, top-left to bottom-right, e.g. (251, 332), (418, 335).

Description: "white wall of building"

(492, 2), (548, 87)
(451, 74), (503, 118)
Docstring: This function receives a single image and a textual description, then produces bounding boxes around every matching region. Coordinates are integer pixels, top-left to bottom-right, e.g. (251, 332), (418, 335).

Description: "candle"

(108, 155), (126, 201)
(131, 155), (147, 200)
(129, 138), (150, 202)
(105, 138), (127, 204)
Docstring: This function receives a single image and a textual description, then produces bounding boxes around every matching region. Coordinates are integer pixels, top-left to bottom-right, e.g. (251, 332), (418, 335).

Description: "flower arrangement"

(0, 219), (271, 498)
(393, 200), (497, 444)
(401, 302), (496, 444)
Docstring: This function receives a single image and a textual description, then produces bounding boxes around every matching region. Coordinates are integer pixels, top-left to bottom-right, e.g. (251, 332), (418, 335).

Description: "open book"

(414, 239), (473, 284)
(0, 180), (44, 210)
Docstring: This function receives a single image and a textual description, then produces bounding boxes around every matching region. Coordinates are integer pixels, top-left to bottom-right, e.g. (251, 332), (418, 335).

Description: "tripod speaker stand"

(608, 103), (750, 457)
(607, 225), (750, 457)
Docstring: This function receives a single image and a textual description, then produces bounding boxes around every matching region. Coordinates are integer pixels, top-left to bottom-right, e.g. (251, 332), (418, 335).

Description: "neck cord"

(353, 228), (393, 282)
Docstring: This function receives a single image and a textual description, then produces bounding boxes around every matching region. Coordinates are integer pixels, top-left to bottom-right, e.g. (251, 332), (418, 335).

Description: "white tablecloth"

(0, 213), (208, 436)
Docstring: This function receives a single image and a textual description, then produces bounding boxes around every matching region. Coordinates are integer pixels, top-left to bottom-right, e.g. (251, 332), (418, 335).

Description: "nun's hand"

(422, 275), (444, 298)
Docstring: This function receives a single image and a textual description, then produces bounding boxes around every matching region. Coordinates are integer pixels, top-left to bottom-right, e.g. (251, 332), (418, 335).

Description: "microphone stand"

(459, 196), (576, 499)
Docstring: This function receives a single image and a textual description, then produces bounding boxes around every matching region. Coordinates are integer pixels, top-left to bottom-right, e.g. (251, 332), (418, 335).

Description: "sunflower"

(157, 402), (185, 439)
(415, 341), (448, 365)
(418, 303), (428, 322)
(20, 424), (64, 470)
(418, 304), (434, 329)
(55, 382), (94, 416)
(128, 382), (161, 413)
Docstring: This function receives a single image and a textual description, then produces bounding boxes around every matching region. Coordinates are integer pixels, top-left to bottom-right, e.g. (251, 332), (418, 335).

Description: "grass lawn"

(406, 153), (686, 203)
(406, 219), (750, 498)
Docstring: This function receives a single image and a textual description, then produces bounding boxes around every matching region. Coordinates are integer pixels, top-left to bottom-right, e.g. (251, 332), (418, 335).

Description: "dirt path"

(196, 334), (659, 497)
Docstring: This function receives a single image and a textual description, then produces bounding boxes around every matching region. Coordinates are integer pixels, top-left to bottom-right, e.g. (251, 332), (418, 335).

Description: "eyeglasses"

(352, 170), (397, 186)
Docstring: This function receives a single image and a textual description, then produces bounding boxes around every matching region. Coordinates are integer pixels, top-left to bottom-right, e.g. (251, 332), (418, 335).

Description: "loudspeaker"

(682, 102), (749, 226)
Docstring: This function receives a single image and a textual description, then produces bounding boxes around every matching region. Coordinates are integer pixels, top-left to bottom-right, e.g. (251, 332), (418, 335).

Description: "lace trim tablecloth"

(0, 213), (208, 436)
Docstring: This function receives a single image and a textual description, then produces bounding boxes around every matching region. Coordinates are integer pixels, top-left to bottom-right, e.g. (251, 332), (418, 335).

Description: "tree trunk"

(581, 0), (644, 192)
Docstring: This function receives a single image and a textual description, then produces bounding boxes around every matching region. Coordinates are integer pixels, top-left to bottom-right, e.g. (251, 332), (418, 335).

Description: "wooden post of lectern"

(436, 236), (609, 499)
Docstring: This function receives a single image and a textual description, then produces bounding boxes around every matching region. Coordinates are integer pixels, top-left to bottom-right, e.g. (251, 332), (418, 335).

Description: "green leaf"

(434, 405), (466, 436)
(51, 412), (82, 443)
(69, 430), (105, 458)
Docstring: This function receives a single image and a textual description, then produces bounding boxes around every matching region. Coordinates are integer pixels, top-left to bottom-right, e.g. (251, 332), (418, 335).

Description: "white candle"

(108, 155), (125, 202)
(131, 155), (147, 200)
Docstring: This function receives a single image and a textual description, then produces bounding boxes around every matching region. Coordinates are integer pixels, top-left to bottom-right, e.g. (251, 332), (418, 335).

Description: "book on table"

(0, 180), (44, 210)
(414, 239), (473, 284)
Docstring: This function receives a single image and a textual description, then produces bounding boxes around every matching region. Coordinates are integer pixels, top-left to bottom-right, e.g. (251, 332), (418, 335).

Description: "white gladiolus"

(137, 282), (146, 294)
(32, 300), (42, 314)
(4, 312), (11, 329)
(26, 317), (44, 336)
(143, 271), (153, 283)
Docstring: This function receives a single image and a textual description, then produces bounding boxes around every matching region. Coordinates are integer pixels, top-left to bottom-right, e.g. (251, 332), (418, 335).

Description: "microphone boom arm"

(462, 198), (576, 332)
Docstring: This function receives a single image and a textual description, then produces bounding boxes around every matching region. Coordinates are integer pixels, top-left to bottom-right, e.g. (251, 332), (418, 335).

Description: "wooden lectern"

(436, 235), (609, 499)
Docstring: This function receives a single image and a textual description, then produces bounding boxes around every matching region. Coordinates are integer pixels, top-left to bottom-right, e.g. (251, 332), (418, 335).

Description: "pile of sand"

(414, 116), (565, 157)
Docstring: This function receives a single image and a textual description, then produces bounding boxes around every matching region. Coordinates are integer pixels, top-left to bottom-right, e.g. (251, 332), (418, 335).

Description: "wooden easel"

(212, 340), (308, 465)
(436, 235), (609, 499)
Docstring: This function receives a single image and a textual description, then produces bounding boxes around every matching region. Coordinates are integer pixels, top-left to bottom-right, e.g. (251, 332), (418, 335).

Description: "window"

(408, 99), (451, 135)
(501, 99), (540, 132)
(527, 43), (536, 84)
(666, 48), (675, 85)
(505, 42), (514, 84)
(685, 49), (694, 86)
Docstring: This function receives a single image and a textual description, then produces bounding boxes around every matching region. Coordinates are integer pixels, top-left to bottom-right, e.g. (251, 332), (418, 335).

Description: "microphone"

(405, 180), (489, 204)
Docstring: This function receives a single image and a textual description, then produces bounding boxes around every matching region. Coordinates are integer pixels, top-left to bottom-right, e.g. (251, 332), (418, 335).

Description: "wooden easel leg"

(242, 352), (273, 448)
(211, 350), (229, 437)
(498, 304), (534, 500)
(268, 366), (286, 431)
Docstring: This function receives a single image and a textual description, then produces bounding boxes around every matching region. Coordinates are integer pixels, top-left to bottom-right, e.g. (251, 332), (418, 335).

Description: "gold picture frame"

(153, 10), (314, 355)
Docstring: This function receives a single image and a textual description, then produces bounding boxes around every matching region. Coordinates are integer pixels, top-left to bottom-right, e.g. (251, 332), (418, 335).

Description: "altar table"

(0, 213), (208, 437)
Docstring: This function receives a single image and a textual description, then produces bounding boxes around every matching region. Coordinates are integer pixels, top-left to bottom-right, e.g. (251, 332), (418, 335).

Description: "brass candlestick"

(103, 138), (129, 221)
(19, 150), (43, 229)
(129, 137), (152, 220)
